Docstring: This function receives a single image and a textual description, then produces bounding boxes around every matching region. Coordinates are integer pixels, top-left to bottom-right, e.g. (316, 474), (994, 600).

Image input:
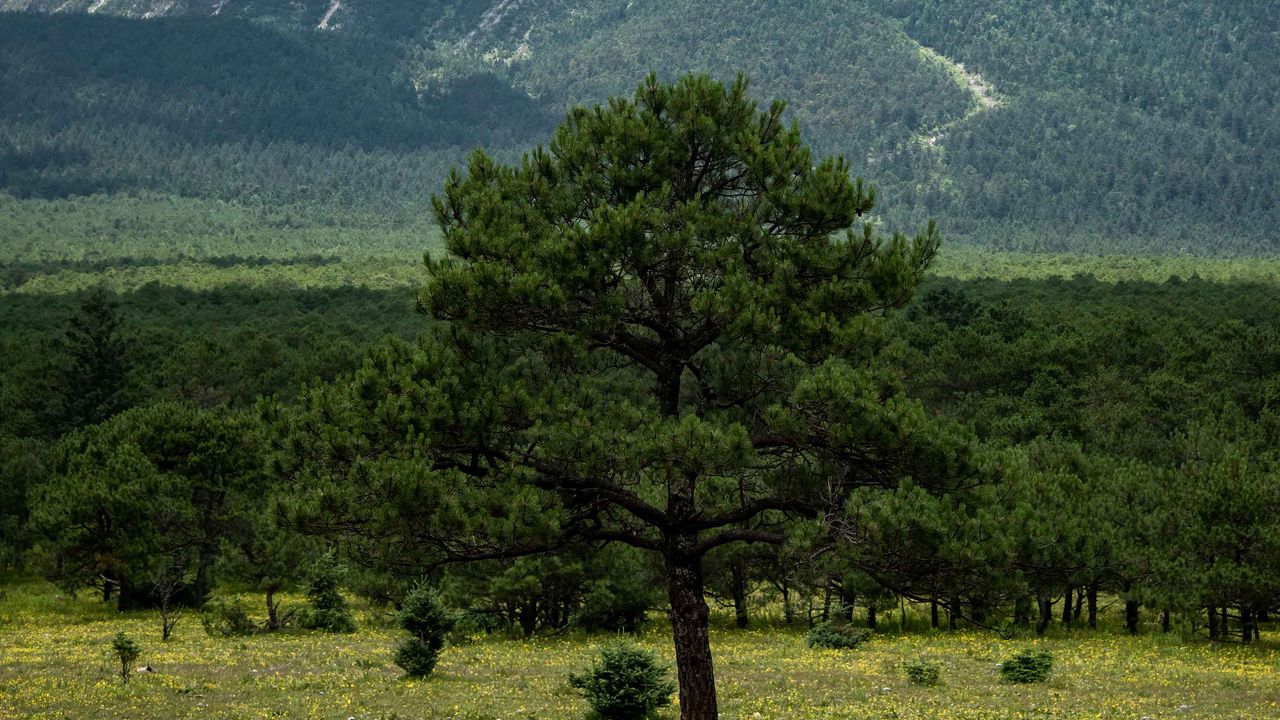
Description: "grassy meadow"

(1, 579), (1278, 720)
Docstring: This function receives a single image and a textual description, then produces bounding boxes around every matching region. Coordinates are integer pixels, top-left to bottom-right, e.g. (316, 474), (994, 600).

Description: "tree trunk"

(266, 588), (280, 631)
(1087, 584), (1098, 630)
(518, 601), (538, 637)
(867, 604), (877, 630)
(161, 607), (177, 640)
(1125, 599), (1139, 635)
(193, 552), (212, 607)
(1036, 597), (1052, 637)
(781, 582), (793, 625)
(970, 598), (986, 625)
(730, 563), (748, 629)
(930, 598), (939, 629)
(1014, 596), (1031, 627)
(839, 585), (854, 624)
(1208, 605), (1220, 640)
(667, 558), (718, 720)
(1061, 588), (1073, 627)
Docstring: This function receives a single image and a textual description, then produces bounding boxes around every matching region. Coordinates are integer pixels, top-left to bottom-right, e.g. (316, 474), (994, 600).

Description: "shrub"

(111, 632), (141, 684)
(201, 597), (259, 637)
(1000, 649), (1053, 683)
(297, 552), (357, 633)
(569, 643), (676, 720)
(394, 584), (453, 678)
(806, 622), (872, 650)
(394, 638), (440, 677)
(904, 658), (941, 686)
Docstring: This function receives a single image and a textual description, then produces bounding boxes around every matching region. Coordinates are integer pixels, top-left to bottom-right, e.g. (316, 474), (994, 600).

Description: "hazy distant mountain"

(3, 1), (1277, 253)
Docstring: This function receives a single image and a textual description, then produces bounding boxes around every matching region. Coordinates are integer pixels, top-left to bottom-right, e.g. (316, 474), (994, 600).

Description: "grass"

(2, 579), (1278, 719)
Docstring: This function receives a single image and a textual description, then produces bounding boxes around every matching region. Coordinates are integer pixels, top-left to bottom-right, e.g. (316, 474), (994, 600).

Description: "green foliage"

(0, 437), (46, 568)
(439, 547), (659, 636)
(28, 402), (263, 607)
(806, 622), (873, 650)
(201, 597), (259, 637)
(53, 286), (132, 433)
(568, 643), (676, 720)
(574, 569), (659, 634)
(904, 658), (942, 686)
(110, 631), (141, 684)
(999, 650), (1053, 684)
(393, 584), (452, 678)
(296, 553), (356, 634)
(393, 638), (440, 679)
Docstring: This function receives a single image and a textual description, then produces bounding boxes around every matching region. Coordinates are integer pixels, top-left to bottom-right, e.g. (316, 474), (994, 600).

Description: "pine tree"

(274, 73), (971, 720)
(56, 286), (131, 433)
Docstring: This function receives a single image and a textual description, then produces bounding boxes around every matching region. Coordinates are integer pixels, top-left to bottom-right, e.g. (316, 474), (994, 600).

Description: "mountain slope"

(2, 1), (1277, 254)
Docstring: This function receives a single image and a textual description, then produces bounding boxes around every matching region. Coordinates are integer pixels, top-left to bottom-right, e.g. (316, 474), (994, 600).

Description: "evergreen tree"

(29, 402), (261, 606)
(55, 286), (132, 433)
(274, 74), (972, 720)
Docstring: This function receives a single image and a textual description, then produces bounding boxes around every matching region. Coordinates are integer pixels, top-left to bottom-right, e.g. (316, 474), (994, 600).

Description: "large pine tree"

(274, 74), (972, 720)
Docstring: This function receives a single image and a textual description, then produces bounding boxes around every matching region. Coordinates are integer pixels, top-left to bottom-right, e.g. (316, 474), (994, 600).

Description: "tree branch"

(693, 528), (785, 557)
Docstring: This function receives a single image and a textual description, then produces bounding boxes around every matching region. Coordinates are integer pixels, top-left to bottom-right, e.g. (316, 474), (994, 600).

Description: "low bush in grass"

(904, 658), (942, 686)
(201, 597), (259, 637)
(569, 643), (675, 720)
(1000, 650), (1053, 683)
(806, 622), (872, 650)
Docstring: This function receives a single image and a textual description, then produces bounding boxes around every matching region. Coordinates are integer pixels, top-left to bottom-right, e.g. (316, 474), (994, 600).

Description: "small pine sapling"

(569, 643), (676, 720)
(394, 584), (454, 678)
(111, 632), (141, 684)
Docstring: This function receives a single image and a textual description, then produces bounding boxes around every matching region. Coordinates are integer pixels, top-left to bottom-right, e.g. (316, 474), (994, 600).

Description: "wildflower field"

(1, 579), (1277, 720)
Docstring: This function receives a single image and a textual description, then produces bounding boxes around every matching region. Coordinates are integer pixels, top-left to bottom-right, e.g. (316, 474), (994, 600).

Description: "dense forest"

(5, 271), (1277, 637)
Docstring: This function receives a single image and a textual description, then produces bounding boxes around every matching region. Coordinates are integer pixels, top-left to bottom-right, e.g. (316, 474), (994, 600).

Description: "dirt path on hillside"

(318, 0), (340, 30)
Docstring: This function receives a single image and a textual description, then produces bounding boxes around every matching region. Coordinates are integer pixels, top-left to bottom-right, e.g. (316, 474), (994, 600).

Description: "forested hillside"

(2, 0), (1276, 254)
